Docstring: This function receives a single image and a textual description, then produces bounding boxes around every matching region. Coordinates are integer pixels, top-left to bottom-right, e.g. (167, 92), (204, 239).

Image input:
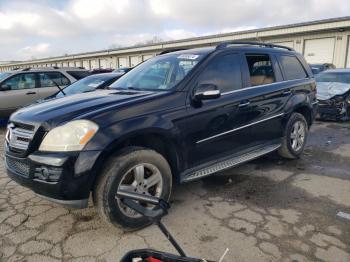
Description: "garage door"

(346, 37), (350, 68)
(118, 57), (128, 68)
(82, 60), (89, 69)
(273, 41), (294, 49)
(75, 60), (82, 67)
(304, 38), (335, 64)
(99, 59), (107, 69)
(90, 59), (99, 69)
(130, 56), (141, 67)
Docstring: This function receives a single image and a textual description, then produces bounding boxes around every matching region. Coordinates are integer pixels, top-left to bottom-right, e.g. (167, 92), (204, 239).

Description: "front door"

(0, 73), (39, 117)
(182, 52), (255, 169)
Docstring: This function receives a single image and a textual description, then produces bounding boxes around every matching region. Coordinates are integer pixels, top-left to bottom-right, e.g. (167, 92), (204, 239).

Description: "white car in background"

(0, 67), (90, 118)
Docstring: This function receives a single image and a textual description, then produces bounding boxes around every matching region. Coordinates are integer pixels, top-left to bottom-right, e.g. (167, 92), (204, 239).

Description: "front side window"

(246, 54), (276, 86)
(196, 53), (242, 93)
(110, 53), (205, 91)
(280, 55), (307, 80)
(3, 73), (36, 90)
(39, 72), (70, 87)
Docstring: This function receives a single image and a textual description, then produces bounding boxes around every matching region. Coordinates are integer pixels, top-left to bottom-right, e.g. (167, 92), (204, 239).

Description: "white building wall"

(1, 18), (350, 71)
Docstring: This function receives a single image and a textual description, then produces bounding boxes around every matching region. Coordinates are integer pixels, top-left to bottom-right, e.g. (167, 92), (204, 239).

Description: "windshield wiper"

(52, 80), (66, 96)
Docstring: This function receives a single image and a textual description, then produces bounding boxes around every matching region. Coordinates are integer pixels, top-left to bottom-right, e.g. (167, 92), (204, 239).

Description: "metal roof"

(2, 16), (350, 66)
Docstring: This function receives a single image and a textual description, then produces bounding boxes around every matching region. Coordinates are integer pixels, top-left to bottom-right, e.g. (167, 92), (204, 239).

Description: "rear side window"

(245, 54), (276, 86)
(38, 72), (70, 87)
(67, 71), (90, 80)
(280, 55), (307, 80)
(197, 53), (242, 93)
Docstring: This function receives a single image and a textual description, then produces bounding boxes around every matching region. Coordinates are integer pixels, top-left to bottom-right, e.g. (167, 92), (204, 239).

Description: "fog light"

(34, 166), (62, 182)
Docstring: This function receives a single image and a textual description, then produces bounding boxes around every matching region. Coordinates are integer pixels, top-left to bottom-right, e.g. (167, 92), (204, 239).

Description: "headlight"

(39, 120), (99, 152)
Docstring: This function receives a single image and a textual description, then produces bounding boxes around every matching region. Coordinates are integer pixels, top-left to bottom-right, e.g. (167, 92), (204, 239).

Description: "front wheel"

(278, 113), (308, 159)
(93, 147), (172, 229)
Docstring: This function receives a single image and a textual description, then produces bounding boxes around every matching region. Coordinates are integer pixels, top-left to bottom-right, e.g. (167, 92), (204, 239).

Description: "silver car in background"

(0, 67), (90, 118)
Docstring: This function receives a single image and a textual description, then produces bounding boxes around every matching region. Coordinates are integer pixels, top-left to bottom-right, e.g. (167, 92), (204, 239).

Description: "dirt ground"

(0, 121), (349, 262)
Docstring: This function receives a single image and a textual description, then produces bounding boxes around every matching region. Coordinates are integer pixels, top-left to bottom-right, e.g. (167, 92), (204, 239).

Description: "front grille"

(6, 155), (30, 177)
(7, 122), (36, 154)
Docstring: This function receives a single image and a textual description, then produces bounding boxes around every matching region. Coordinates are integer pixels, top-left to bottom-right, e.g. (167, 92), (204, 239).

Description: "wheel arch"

(89, 129), (182, 191)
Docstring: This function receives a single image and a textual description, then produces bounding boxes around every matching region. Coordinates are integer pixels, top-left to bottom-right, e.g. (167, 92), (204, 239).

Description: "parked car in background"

(52, 73), (124, 99)
(316, 69), (350, 121)
(310, 63), (336, 75)
(0, 67), (90, 118)
(90, 68), (114, 74)
(4, 42), (317, 229)
(112, 67), (133, 74)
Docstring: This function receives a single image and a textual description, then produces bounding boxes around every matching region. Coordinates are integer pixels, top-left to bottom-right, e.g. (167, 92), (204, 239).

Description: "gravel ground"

(0, 121), (349, 262)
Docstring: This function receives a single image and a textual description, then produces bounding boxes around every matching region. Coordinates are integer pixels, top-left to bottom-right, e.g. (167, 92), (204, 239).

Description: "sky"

(0, 0), (349, 61)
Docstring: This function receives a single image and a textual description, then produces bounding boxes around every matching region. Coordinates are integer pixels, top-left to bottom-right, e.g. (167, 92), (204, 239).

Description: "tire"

(278, 113), (308, 159)
(93, 147), (172, 230)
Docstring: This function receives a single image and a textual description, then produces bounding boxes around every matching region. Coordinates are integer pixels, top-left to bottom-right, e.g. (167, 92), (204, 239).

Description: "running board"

(182, 143), (281, 183)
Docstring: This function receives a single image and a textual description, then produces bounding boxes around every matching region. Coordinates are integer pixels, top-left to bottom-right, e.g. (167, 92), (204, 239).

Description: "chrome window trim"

(196, 113), (285, 144)
(221, 78), (310, 96)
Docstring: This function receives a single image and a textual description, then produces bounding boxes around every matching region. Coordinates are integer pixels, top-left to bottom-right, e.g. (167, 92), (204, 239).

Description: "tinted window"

(39, 72), (70, 87)
(280, 55), (307, 80)
(246, 54), (275, 86)
(197, 53), (242, 93)
(67, 71), (90, 80)
(3, 73), (36, 90)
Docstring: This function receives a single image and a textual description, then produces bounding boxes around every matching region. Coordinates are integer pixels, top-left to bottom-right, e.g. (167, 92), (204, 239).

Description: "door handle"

(238, 101), (250, 108)
(282, 89), (292, 95)
(26, 91), (36, 95)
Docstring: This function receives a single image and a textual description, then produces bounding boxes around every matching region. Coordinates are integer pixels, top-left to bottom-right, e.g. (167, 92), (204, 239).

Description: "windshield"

(0, 72), (11, 81)
(56, 74), (114, 98)
(316, 72), (350, 84)
(110, 53), (205, 91)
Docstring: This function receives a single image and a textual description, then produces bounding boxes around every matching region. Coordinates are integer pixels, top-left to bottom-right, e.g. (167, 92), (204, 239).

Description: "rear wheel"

(93, 147), (172, 229)
(278, 113), (308, 159)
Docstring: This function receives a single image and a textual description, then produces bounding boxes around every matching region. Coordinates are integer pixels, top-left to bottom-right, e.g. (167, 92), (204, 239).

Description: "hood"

(10, 89), (161, 129)
(316, 82), (350, 100)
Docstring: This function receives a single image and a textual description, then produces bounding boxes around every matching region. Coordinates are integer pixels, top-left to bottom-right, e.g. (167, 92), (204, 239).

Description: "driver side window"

(196, 53), (242, 93)
(3, 73), (36, 90)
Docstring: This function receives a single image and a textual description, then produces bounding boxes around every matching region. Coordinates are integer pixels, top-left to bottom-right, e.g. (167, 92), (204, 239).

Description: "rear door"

(37, 72), (70, 99)
(239, 52), (287, 145)
(0, 73), (39, 117)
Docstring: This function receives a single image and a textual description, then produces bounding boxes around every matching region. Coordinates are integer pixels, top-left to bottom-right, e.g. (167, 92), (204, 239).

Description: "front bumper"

(5, 147), (102, 208)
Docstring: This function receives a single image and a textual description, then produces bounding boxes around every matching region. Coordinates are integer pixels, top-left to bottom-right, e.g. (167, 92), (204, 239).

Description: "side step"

(182, 143), (281, 183)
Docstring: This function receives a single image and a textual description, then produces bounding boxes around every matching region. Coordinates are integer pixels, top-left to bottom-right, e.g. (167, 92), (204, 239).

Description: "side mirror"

(194, 84), (221, 101)
(0, 84), (11, 91)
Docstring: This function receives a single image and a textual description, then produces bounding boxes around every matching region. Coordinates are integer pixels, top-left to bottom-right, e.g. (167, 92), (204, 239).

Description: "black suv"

(5, 42), (317, 229)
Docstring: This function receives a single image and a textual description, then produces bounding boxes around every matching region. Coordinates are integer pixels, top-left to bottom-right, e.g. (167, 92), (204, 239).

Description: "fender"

(283, 91), (313, 126)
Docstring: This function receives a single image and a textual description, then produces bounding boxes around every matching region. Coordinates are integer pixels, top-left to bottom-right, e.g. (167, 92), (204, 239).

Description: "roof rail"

(158, 48), (187, 55)
(216, 41), (294, 51)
